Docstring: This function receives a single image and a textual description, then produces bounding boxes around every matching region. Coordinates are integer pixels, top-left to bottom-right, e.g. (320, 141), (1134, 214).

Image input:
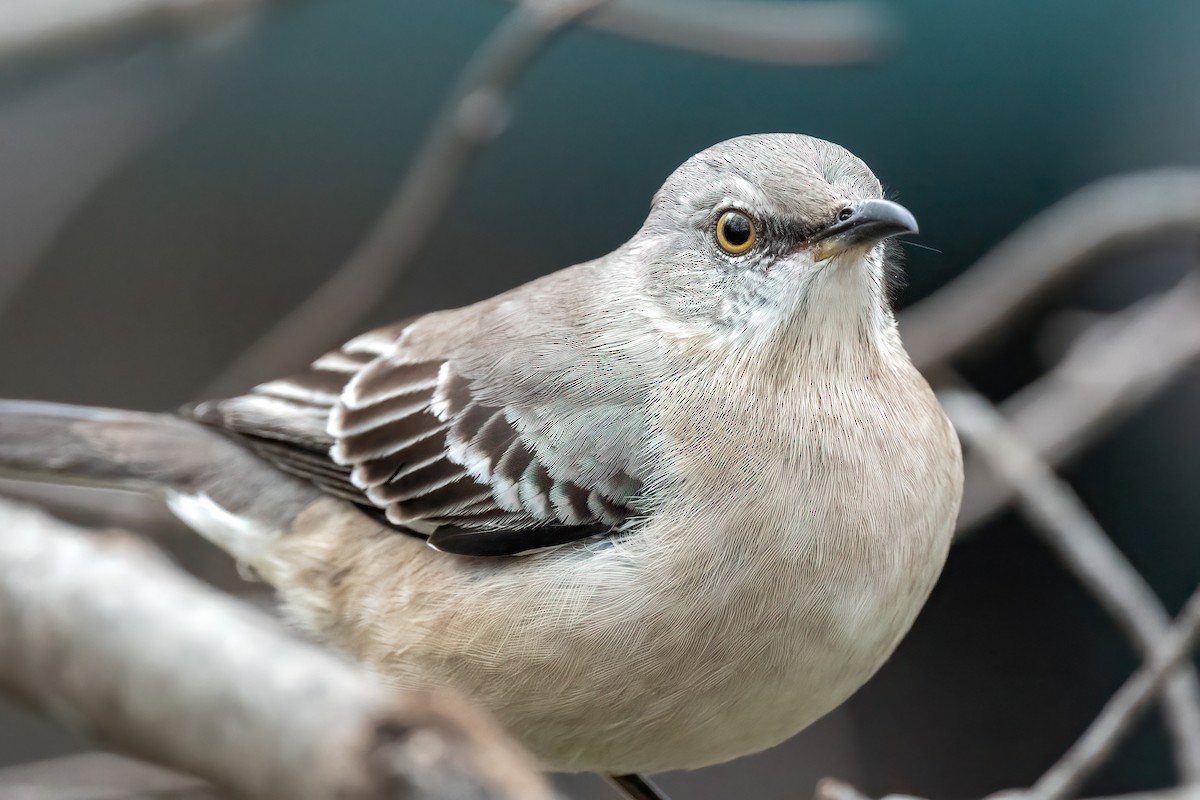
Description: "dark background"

(0, 1), (1198, 798)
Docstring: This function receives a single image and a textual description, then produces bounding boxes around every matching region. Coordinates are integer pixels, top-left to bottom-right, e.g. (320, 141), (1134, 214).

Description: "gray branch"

(538, 0), (896, 65)
(0, 0), (895, 68)
(0, 42), (238, 322)
(0, 0), (275, 64)
(942, 387), (1200, 786)
(1030, 585), (1200, 800)
(901, 170), (1200, 374)
(0, 498), (551, 800)
(958, 273), (1200, 531)
(0, 752), (225, 799)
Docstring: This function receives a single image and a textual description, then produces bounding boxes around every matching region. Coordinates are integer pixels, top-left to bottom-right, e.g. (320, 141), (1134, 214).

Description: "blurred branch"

(0, 0), (896, 68)
(0, 0), (273, 65)
(0, 498), (551, 800)
(520, 0), (896, 65)
(0, 753), (221, 800)
(958, 273), (1200, 530)
(0, 48), (237, 321)
(943, 387), (1200, 782)
(816, 573), (1200, 800)
(1030, 584), (1200, 800)
(200, 0), (609, 396)
(902, 170), (1200, 373)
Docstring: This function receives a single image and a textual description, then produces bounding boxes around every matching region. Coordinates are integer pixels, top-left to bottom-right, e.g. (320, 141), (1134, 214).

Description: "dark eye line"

(717, 216), (800, 256)
(764, 219), (819, 249)
(795, 222), (825, 242)
(750, 214), (824, 239)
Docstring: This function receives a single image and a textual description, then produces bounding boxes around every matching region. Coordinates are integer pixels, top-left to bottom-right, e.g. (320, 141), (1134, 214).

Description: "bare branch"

(0, 0), (274, 64)
(1030, 585), (1200, 800)
(902, 170), (1200, 373)
(200, 0), (610, 397)
(0, 498), (551, 800)
(943, 387), (1200, 785)
(0, 45), (234, 322)
(537, 0), (896, 65)
(958, 274), (1200, 530)
(0, 0), (895, 70)
(0, 752), (220, 800)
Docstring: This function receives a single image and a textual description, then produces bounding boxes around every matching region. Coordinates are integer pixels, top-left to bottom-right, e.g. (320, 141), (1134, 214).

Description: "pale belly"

(493, 519), (946, 773)
(267, 496), (954, 774)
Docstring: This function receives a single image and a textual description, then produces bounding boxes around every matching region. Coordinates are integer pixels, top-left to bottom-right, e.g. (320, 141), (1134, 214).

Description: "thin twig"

(943, 387), (1200, 785)
(958, 274), (1200, 531)
(0, 498), (551, 800)
(1029, 587), (1200, 800)
(527, 0), (896, 65)
(901, 170), (1200, 373)
(0, 0), (275, 64)
(0, 43), (239, 322)
(0, 0), (895, 69)
(200, 0), (609, 397)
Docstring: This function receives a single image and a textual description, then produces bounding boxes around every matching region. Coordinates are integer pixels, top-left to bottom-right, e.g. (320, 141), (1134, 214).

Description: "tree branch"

(0, 0), (895, 69)
(0, 0), (276, 65)
(0, 498), (551, 800)
(0, 42), (238, 323)
(957, 273), (1200, 531)
(1030, 585), (1200, 800)
(942, 387), (1200, 785)
(540, 0), (896, 65)
(0, 752), (221, 799)
(901, 170), (1200, 373)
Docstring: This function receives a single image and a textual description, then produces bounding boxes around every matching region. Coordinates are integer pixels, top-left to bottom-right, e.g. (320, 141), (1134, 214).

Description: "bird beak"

(810, 199), (919, 262)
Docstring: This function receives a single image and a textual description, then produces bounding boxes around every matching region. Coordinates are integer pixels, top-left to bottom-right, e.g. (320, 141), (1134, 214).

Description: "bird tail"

(0, 400), (315, 570)
(0, 400), (222, 492)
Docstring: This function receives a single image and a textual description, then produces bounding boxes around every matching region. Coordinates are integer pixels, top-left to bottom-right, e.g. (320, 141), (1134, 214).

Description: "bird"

(0, 133), (963, 800)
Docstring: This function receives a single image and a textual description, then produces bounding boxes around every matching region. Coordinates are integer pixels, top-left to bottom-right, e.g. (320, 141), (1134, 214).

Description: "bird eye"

(715, 210), (757, 254)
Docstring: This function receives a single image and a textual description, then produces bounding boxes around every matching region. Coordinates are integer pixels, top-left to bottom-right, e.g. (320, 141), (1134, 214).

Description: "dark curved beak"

(811, 198), (918, 261)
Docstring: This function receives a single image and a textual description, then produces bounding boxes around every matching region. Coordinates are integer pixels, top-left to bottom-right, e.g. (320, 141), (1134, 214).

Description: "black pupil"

(838, 207), (855, 221)
(723, 214), (751, 246)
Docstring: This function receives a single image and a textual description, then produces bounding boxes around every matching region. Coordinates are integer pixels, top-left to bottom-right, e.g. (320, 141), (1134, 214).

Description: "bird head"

(627, 133), (917, 354)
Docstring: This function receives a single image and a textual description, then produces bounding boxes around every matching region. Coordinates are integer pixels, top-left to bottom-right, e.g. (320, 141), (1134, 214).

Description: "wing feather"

(192, 303), (647, 557)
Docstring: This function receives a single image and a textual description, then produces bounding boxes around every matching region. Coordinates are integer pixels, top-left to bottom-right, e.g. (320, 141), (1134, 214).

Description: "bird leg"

(607, 773), (672, 800)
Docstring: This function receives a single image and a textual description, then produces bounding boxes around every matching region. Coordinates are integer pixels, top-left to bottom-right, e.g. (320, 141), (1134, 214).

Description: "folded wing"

(193, 297), (649, 556)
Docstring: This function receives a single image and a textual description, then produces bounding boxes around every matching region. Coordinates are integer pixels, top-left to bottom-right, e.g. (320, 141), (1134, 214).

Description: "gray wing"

(193, 299), (649, 556)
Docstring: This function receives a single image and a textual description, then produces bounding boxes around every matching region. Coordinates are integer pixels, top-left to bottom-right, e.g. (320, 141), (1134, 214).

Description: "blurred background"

(0, 1), (1198, 798)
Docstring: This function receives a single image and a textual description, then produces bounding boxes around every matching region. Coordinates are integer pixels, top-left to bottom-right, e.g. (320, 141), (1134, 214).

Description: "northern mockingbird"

(0, 134), (963, 799)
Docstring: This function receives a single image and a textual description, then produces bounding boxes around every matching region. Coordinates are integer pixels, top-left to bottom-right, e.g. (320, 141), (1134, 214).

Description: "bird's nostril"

(837, 207), (855, 222)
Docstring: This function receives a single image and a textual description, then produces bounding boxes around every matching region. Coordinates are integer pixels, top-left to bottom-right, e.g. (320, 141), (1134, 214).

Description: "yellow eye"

(716, 210), (757, 254)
